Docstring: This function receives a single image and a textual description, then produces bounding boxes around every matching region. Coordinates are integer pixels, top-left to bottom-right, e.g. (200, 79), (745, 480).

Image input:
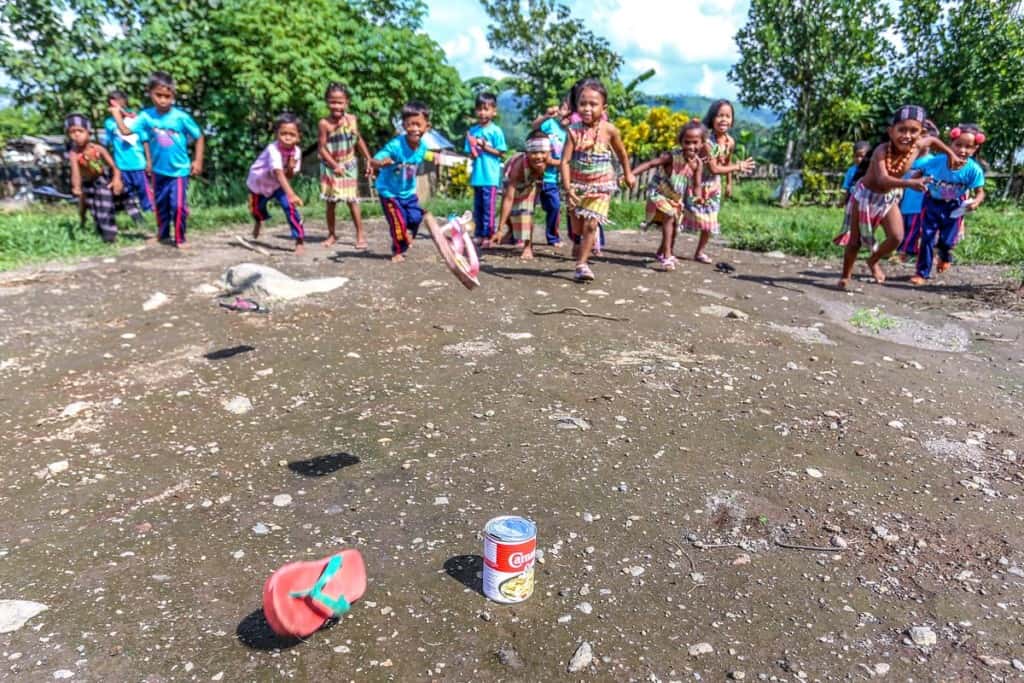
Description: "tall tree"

(729, 0), (894, 157)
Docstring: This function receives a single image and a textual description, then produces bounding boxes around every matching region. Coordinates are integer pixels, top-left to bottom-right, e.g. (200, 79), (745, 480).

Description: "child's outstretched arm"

(921, 136), (965, 170)
(870, 144), (928, 193)
(631, 152), (672, 177)
(274, 167), (303, 207)
(143, 141), (153, 177)
(560, 134), (578, 207)
(531, 105), (559, 131)
(109, 105), (133, 136)
(706, 142), (754, 176)
(608, 123), (635, 188)
(191, 135), (205, 176)
(369, 153), (394, 170)
(97, 146), (123, 195)
(968, 187), (986, 211)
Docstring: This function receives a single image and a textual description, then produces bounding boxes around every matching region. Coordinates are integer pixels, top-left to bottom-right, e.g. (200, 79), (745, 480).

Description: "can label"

(483, 534), (536, 603)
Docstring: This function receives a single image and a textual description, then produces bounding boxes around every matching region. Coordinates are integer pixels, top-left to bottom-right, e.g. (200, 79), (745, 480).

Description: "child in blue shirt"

(531, 101), (570, 247)
(110, 71), (205, 248)
(897, 120), (939, 261)
(841, 141), (871, 204)
(370, 101), (436, 262)
(465, 92), (507, 248)
(909, 124), (987, 284)
(103, 90), (152, 222)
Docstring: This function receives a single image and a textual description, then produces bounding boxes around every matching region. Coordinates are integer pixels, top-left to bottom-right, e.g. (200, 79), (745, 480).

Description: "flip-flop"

(262, 549), (366, 639)
(427, 212), (481, 290)
(219, 297), (267, 313)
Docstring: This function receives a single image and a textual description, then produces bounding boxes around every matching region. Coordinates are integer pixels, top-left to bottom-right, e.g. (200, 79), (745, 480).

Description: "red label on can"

(484, 537), (536, 572)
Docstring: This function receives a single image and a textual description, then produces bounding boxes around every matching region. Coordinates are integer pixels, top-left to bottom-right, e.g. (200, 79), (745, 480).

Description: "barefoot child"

(247, 113), (306, 254)
(318, 83), (372, 249)
(103, 90), (151, 223)
(371, 101), (437, 263)
(909, 124), (986, 285)
(65, 113), (125, 243)
(837, 105), (961, 288)
(703, 99), (755, 203)
(531, 101), (571, 247)
(496, 131), (551, 260)
(110, 71), (204, 249)
(897, 120), (939, 261)
(560, 78), (635, 282)
(842, 141), (872, 206)
(465, 92), (507, 248)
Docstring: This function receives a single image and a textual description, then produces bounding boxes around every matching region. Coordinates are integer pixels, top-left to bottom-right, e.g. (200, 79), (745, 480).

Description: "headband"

(64, 114), (92, 131)
(891, 105), (926, 125)
(525, 138), (551, 153)
(950, 127), (986, 144)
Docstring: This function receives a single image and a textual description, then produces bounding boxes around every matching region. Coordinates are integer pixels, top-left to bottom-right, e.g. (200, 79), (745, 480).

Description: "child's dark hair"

(923, 119), (939, 138)
(853, 104), (928, 184)
(107, 90), (127, 103)
(475, 92), (497, 109)
(953, 123), (987, 168)
(274, 112), (300, 132)
(147, 71), (176, 92)
(401, 100), (431, 122)
(569, 78), (608, 111)
(324, 82), (351, 100)
(853, 140), (871, 155)
(526, 129), (548, 142)
(702, 99), (734, 131)
(677, 118), (708, 145)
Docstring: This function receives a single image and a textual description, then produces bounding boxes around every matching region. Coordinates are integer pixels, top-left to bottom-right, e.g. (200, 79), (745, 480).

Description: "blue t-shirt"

(539, 118), (567, 185)
(917, 154), (985, 202)
(899, 153), (934, 215)
(131, 107), (202, 177)
(841, 164), (858, 192)
(104, 115), (149, 172)
(374, 135), (430, 199)
(465, 122), (507, 187)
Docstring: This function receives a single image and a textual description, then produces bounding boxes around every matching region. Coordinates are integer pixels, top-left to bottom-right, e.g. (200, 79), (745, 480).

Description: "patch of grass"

(849, 307), (899, 334)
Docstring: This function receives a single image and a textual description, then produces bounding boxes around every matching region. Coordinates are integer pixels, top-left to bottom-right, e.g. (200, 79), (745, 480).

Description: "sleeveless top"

(322, 115), (358, 177)
(568, 121), (617, 196)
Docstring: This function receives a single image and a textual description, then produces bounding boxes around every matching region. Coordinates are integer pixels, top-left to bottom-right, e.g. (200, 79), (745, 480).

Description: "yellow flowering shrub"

(616, 107), (694, 159)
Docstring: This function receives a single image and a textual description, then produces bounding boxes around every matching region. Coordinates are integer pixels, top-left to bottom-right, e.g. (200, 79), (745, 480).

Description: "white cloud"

(440, 26), (506, 80)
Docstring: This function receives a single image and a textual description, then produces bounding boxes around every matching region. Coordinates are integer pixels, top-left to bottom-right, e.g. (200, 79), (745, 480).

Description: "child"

(837, 105), (961, 289)
(632, 119), (713, 271)
(465, 92), (507, 248)
(694, 100), (755, 263)
(110, 71), (204, 248)
(103, 90), (152, 221)
(496, 131), (551, 260)
(560, 78), (635, 282)
(318, 83), (372, 249)
(247, 113), (306, 254)
(531, 102), (570, 247)
(842, 141), (872, 205)
(370, 101), (437, 263)
(65, 113), (125, 243)
(896, 120), (939, 261)
(909, 124), (986, 285)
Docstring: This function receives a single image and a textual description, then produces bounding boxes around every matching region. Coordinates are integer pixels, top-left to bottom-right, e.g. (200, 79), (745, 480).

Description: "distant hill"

(643, 94), (779, 129)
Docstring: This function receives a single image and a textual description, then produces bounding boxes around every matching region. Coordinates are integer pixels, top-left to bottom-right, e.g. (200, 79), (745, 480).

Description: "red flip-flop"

(262, 549), (366, 638)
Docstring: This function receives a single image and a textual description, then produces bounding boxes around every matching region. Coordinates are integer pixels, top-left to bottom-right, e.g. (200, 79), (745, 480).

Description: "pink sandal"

(262, 549), (367, 639)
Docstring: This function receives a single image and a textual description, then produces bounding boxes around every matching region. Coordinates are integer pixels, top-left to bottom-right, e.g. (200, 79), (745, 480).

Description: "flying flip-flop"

(426, 211), (481, 290)
(262, 549), (367, 639)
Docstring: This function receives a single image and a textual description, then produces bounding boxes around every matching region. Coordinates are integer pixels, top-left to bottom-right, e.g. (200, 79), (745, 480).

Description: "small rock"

(700, 304), (748, 320)
(52, 671), (74, 680)
(688, 642), (714, 657)
(232, 550), (244, 560)
(60, 401), (91, 418)
(938, 416), (957, 426)
(908, 625), (937, 647)
(272, 494), (292, 507)
(1012, 659), (1024, 672)
(333, 645), (351, 654)
(729, 672), (747, 681)
(732, 553), (751, 566)
(222, 396), (253, 415)
(576, 602), (593, 615)
(434, 496), (449, 506)
(252, 523), (270, 535)
(872, 525), (889, 538)
(142, 292), (169, 311)
(873, 662), (890, 676)
(47, 460), (70, 475)
(887, 420), (904, 430)
(566, 641), (593, 673)
(557, 614), (572, 624)
(0, 600), (48, 633)
(805, 467), (823, 479)
(627, 565), (645, 577)
(830, 535), (848, 549)
(978, 655), (1010, 668)
(582, 512), (594, 523)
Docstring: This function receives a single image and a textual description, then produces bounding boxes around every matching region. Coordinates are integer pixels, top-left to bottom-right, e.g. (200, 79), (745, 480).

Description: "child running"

(496, 130), (551, 260)
(909, 124), (987, 285)
(110, 71), (204, 249)
(247, 113), (306, 254)
(465, 92), (508, 248)
(65, 113), (125, 243)
(561, 78), (635, 282)
(531, 101), (571, 248)
(318, 83), (372, 249)
(896, 120), (940, 261)
(371, 101), (436, 262)
(842, 141), (872, 206)
(837, 105), (961, 289)
(103, 90), (152, 224)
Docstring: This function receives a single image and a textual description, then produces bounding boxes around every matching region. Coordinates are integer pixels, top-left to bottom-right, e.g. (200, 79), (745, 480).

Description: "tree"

(729, 0), (894, 159)
(481, 0), (647, 117)
(0, 0), (466, 176)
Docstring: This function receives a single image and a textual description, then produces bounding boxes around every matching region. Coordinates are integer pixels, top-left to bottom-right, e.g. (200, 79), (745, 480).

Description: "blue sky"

(422, 0), (749, 99)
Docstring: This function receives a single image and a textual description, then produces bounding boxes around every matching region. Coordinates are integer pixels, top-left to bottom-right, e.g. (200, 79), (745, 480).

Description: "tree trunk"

(779, 139), (795, 207)
(1002, 150), (1014, 201)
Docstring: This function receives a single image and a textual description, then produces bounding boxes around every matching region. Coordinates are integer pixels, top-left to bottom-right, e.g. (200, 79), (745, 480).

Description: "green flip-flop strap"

(288, 554), (351, 617)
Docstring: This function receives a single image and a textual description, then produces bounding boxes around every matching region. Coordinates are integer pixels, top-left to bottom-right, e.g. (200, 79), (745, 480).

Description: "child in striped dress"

(318, 83), (372, 249)
(496, 131), (551, 260)
(560, 78), (635, 282)
(65, 113), (126, 243)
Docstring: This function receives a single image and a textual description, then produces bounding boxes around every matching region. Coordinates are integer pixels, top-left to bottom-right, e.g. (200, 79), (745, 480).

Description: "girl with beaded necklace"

(837, 105), (961, 289)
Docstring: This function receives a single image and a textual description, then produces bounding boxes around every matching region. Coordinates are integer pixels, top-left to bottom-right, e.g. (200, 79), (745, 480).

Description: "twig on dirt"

(774, 539), (845, 552)
(233, 235), (270, 256)
(530, 307), (629, 322)
(692, 541), (742, 550)
(666, 539), (697, 572)
(972, 333), (1018, 343)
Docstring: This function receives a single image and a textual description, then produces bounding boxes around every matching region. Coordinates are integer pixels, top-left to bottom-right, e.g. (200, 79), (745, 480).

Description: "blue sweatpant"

(472, 186), (499, 239)
(250, 189), (304, 240)
(153, 174), (189, 243)
(121, 169), (153, 212)
(380, 194), (424, 255)
(916, 195), (960, 279)
(539, 182), (562, 245)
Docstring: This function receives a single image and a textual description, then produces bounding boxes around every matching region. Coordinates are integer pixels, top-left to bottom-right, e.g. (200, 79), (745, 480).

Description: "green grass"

(849, 307), (899, 334)
(3, 179), (1023, 272)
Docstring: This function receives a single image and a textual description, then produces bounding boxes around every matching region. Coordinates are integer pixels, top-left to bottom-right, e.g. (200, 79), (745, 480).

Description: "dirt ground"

(1, 218), (1023, 682)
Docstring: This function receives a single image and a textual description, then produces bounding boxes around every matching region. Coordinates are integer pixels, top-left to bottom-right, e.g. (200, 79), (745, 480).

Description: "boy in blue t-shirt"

(897, 121), (939, 260)
(371, 101), (436, 262)
(532, 102), (570, 247)
(464, 92), (507, 247)
(110, 71), (205, 248)
(909, 124), (987, 284)
(103, 90), (153, 220)
(841, 140), (871, 204)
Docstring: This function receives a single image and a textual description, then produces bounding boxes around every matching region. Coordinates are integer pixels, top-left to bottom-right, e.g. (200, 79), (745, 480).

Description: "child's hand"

(108, 103), (122, 116)
(71, 185), (82, 198)
(378, 157), (394, 167)
(565, 187), (580, 208)
(738, 157), (756, 174)
(145, 163), (153, 178)
(287, 192), (303, 207)
(545, 105), (560, 118)
(907, 175), (930, 193)
(110, 178), (123, 195)
(623, 171), (637, 189)
(947, 154), (966, 170)
(191, 160), (203, 176)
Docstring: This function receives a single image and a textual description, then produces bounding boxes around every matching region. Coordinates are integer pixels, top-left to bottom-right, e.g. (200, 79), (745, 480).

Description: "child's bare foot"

(937, 260), (951, 273)
(323, 234), (337, 247)
(551, 241), (565, 250)
(909, 275), (926, 286)
(355, 239), (368, 250)
(294, 242), (305, 255)
(391, 253), (405, 263)
(176, 241), (191, 250)
(867, 259), (886, 283)
(520, 244), (534, 261)
(252, 222), (261, 239)
(837, 278), (850, 290)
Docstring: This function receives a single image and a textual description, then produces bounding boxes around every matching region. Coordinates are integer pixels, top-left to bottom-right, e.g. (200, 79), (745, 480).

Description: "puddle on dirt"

(815, 298), (970, 352)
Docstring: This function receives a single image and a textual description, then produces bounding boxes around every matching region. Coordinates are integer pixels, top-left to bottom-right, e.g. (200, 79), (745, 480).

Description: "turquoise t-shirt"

(104, 115), (149, 172)
(841, 164), (858, 191)
(539, 118), (567, 185)
(374, 136), (429, 198)
(465, 122), (507, 187)
(899, 153), (934, 215)
(132, 107), (201, 177)
(918, 154), (985, 202)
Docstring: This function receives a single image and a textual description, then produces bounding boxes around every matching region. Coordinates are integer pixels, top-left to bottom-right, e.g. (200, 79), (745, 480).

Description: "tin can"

(482, 516), (537, 604)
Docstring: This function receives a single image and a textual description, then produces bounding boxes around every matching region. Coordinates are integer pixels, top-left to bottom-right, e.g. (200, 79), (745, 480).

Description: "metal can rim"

(484, 515), (536, 543)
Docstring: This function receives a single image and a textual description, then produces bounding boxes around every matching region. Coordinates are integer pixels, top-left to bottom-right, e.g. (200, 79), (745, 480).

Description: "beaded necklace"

(884, 143), (914, 177)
